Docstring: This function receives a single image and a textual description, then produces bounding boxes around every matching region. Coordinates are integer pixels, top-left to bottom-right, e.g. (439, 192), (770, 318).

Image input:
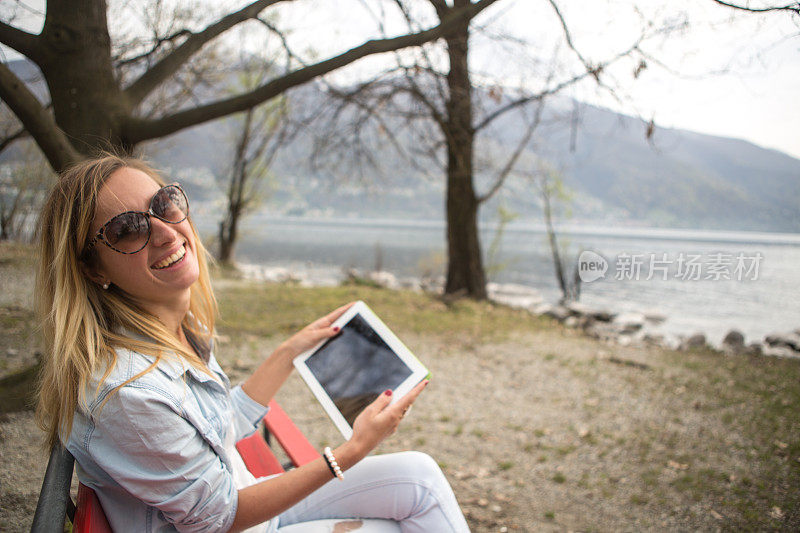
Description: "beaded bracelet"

(323, 446), (344, 480)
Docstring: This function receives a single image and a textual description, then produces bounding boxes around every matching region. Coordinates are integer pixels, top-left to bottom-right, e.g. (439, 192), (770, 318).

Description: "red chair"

(236, 400), (321, 475)
(32, 400), (400, 532)
(72, 483), (112, 532)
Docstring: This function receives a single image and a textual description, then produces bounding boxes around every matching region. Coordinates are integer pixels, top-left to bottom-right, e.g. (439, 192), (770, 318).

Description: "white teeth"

(153, 244), (186, 269)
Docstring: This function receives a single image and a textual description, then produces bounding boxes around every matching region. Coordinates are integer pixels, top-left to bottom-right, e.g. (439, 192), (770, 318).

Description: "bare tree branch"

(711, 0), (800, 14)
(0, 21), (41, 62)
(125, 0), (500, 143)
(311, 78), (416, 176)
(0, 62), (79, 170)
(477, 97), (545, 204)
(548, 0), (602, 82)
(254, 16), (297, 72)
(474, 37), (643, 133)
(0, 125), (27, 154)
(114, 29), (192, 67)
(124, 0), (288, 106)
(427, 0), (451, 20)
(390, 1), (449, 121)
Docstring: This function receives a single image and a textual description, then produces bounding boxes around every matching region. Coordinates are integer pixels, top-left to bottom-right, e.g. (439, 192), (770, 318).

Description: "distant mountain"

(3, 58), (798, 232)
(517, 102), (800, 231)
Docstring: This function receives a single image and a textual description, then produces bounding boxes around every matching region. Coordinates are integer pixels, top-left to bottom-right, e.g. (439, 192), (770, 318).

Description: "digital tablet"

(293, 301), (430, 440)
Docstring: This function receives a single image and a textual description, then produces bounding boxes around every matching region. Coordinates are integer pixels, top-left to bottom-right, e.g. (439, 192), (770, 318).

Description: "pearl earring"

(102, 282), (109, 290)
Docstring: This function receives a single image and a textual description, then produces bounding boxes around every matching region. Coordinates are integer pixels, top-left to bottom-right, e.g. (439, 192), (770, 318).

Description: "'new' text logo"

(578, 250), (608, 283)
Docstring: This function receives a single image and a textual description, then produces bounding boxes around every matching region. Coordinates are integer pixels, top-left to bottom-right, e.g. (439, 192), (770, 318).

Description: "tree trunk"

(543, 182), (569, 302)
(37, 0), (133, 163)
(218, 213), (239, 265)
(442, 22), (486, 300)
(218, 177), (244, 265)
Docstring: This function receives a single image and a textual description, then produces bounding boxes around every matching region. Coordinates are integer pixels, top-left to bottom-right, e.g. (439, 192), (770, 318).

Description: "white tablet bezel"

(293, 300), (430, 440)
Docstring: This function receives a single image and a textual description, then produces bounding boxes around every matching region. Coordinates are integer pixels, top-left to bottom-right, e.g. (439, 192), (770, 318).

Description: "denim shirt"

(65, 341), (270, 532)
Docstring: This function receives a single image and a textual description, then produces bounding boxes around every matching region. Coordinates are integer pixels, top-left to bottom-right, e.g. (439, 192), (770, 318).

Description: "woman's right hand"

(349, 379), (429, 455)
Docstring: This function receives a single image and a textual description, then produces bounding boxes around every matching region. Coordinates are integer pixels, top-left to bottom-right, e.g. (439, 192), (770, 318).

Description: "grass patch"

(214, 282), (549, 343)
(522, 442), (535, 453)
(555, 444), (576, 457)
(641, 468), (660, 488)
(629, 494), (648, 505)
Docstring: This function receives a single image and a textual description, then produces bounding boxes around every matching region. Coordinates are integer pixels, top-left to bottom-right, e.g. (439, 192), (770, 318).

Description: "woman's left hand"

(244, 302), (356, 406)
(276, 302), (355, 361)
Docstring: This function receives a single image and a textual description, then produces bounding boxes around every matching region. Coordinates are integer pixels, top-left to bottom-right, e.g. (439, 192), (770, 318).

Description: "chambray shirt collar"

(121, 328), (229, 389)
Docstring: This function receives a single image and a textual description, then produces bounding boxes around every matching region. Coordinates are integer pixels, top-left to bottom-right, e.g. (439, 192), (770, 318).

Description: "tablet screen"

(305, 313), (413, 426)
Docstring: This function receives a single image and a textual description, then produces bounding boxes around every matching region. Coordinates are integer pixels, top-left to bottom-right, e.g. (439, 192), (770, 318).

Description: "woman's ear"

(80, 259), (108, 289)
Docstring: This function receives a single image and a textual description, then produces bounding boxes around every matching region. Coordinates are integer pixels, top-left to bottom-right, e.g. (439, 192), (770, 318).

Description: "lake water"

(198, 216), (800, 347)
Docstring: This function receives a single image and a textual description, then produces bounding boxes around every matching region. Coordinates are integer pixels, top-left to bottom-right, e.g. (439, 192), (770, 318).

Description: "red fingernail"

(333, 326), (340, 332)
(384, 389), (392, 396)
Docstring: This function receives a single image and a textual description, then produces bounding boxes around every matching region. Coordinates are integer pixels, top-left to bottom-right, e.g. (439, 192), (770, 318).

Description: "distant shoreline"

(228, 215), (800, 246)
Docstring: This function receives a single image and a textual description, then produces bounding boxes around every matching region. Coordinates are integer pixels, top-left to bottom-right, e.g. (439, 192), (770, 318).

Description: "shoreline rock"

(721, 330), (745, 355)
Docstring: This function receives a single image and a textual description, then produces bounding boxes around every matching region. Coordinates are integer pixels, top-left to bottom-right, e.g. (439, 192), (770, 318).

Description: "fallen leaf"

(453, 470), (474, 480)
(667, 460), (689, 470)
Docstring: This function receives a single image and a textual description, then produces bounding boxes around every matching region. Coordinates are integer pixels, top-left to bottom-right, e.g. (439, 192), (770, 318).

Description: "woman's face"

(87, 167), (200, 313)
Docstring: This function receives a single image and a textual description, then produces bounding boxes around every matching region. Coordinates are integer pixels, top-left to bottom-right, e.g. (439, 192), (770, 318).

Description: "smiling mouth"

(152, 243), (186, 270)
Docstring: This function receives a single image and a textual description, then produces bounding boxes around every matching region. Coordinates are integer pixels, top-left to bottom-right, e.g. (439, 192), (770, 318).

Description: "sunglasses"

(84, 184), (189, 255)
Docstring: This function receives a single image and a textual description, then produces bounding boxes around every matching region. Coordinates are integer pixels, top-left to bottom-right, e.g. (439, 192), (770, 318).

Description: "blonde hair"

(35, 154), (218, 450)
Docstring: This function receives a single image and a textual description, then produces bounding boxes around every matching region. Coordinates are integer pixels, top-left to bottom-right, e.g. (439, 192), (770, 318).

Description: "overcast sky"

(2, 0), (799, 159)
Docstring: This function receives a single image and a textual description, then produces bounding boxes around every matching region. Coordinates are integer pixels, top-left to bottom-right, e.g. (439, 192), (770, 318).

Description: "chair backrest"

(32, 400), (320, 532)
(30, 445), (74, 532)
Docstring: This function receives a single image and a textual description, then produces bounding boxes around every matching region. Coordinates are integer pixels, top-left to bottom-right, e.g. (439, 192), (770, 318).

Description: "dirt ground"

(1, 244), (798, 532)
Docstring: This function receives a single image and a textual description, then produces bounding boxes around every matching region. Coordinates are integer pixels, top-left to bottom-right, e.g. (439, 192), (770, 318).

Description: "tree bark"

(218, 110), (253, 265)
(0, 62), (79, 170)
(543, 179), (569, 302)
(37, 0), (133, 159)
(218, 211), (240, 264)
(442, 19), (486, 299)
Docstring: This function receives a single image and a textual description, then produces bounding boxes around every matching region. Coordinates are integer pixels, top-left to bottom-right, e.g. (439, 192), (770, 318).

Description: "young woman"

(36, 154), (470, 532)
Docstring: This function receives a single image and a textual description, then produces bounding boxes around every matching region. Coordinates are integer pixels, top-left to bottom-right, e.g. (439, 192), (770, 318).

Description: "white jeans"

(275, 451), (470, 533)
